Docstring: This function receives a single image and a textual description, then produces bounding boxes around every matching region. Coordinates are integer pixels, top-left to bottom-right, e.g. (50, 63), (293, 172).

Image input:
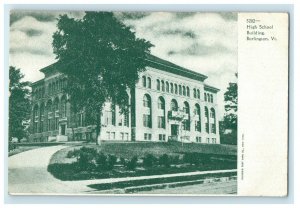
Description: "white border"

(1, 1), (297, 207)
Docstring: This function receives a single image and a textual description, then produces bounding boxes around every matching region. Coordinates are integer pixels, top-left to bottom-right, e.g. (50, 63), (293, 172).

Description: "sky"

(9, 11), (237, 119)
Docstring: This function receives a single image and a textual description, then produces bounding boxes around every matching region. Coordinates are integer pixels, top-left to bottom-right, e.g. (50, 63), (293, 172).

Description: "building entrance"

(61, 124), (66, 135)
(171, 124), (179, 140)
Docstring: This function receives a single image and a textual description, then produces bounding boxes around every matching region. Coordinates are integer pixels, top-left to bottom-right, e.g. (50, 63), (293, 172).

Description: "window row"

(104, 105), (130, 127)
(106, 131), (129, 140)
(204, 92), (214, 103)
(142, 94), (216, 133)
(33, 78), (67, 99)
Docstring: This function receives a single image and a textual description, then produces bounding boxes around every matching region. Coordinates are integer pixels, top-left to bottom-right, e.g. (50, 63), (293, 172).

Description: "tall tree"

(9, 66), (31, 141)
(220, 73), (237, 144)
(52, 12), (153, 143)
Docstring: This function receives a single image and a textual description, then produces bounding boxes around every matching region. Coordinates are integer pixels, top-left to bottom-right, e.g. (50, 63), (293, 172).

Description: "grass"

(50, 142), (236, 164)
(48, 142), (237, 181)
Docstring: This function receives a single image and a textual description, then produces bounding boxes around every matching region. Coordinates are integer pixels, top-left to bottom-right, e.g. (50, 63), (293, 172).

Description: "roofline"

(31, 79), (44, 87)
(204, 84), (220, 93)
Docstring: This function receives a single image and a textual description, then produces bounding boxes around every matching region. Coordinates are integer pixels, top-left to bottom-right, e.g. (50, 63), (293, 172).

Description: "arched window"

(166, 82), (169, 93)
(61, 95), (67, 118)
(183, 86), (186, 96)
(193, 89), (196, 98)
(204, 93), (207, 101)
(158, 96), (165, 109)
(179, 85), (182, 95)
(175, 84), (178, 94)
(46, 100), (52, 131)
(54, 98), (59, 130)
(208, 94), (211, 102)
(147, 77), (151, 89)
(195, 104), (201, 132)
(39, 104), (44, 132)
(142, 76), (146, 87)
(170, 83), (174, 93)
(33, 105), (39, 133)
(210, 108), (216, 134)
(197, 89), (200, 99)
(187, 87), (190, 97)
(161, 80), (165, 92)
(143, 94), (152, 128)
(158, 96), (166, 129)
(171, 99), (178, 111)
(205, 106), (209, 133)
(211, 94), (214, 103)
(183, 101), (190, 131)
(156, 79), (160, 91)
(143, 94), (151, 107)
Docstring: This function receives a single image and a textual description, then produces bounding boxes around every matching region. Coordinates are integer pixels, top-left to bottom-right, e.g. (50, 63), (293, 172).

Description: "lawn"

(48, 142), (237, 181)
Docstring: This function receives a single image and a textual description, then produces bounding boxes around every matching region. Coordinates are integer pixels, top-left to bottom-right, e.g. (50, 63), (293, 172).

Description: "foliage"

(126, 156), (138, 170)
(9, 66), (31, 142)
(221, 73), (238, 145)
(8, 143), (17, 152)
(66, 149), (81, 158)
(158, 154), (170, 167)
(143, 154), (157, 168)
(52, 12), (153, 140)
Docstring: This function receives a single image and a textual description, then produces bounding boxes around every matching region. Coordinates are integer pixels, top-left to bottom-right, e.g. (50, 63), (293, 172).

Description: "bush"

(66, 149), (81, 159)
(143, 154), (157, 168)
(183, 153), (200, 165)
(169, 155), (180, 164)
(78, 151), (95, 170)
(119, 157), (126, 166)
(159, 154), (170, 167)
(126, 156), (138, 170)
(107, 154), (117, 170)
(95, 152), (107, 170)
(8, 143), (17, 152)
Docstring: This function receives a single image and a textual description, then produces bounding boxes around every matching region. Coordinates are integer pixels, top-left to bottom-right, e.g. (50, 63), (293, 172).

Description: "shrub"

(159, 154), (170, 167)
(9, 143), (17, 152)
(107, 154), (117, 170)
(126, 156), (138, 170)
(77, 150), (96, 170)
(183, 153), (200, 165)
(169, 155), (180, 164)
(119, 157), (126, 166)
(95, 152), (107, 170)
(143, 154), (157, 168)
(66, 149), (81, 159)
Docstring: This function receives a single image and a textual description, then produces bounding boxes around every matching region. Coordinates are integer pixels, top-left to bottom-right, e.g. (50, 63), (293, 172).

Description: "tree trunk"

(96, 108), (101, 145)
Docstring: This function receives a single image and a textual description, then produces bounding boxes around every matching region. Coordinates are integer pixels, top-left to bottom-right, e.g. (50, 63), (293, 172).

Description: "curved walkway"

(9, 145), (237, 195)
(8, 145), (95, 194)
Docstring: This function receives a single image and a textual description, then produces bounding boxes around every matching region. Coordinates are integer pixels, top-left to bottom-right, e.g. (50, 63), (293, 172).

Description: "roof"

(144, 54), (208, 82)
(38, 54), (211, 84)
(204, 84), (220, 93)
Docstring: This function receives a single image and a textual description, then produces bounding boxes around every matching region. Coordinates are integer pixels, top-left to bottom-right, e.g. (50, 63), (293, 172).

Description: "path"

(8, 145), (237, 195)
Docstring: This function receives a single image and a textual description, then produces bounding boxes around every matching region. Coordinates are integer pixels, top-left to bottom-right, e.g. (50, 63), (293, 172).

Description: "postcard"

(8, 11), (288, 196)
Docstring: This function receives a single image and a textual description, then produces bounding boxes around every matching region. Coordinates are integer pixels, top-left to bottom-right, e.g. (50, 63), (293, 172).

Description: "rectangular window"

(144, 133), (148, 140)
(206, 138), (210, 143)
(159, 134), (166, 141)
(106, 131), (110, 140)
(125, 133), (129, 141)
(196, 137), (201, 143)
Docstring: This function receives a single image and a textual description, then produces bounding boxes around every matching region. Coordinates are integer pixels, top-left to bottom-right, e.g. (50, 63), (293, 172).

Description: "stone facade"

(30, 54), (220, 144)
